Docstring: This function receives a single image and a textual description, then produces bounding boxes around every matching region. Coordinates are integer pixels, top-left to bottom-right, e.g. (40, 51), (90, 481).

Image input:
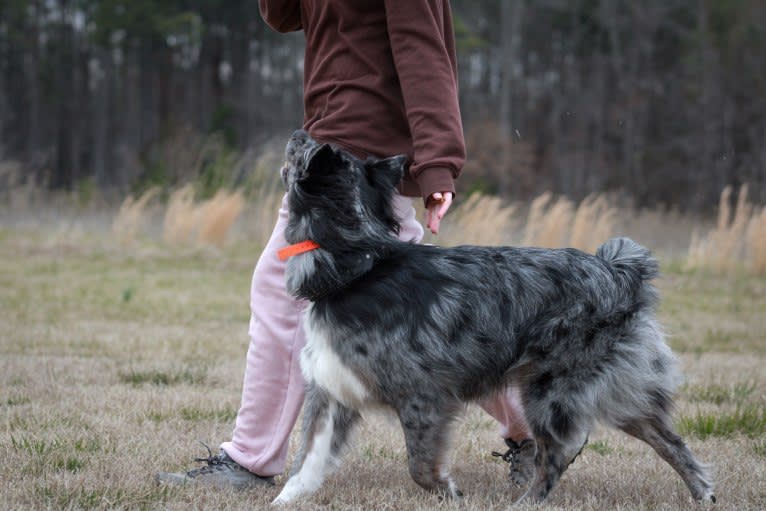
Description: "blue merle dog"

(272, 130), (714, 505)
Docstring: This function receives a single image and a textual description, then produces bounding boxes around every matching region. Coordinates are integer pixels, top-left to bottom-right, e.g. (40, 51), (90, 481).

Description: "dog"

(272, 129), (715, 505)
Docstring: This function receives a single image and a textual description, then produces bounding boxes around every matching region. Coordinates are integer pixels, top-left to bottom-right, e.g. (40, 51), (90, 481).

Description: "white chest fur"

(300, 313), (370, 409)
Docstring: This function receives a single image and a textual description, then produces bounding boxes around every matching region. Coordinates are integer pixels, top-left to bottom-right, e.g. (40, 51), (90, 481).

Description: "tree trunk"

(499, 0), (525, 197)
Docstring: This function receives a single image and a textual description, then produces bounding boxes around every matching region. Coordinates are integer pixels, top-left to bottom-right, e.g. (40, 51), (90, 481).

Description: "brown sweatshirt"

(259, 0), (465, 203)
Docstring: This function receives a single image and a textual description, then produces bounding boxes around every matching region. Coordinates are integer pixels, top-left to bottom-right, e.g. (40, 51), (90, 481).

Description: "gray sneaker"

(156, 444), (275, 490)
(492, 435), (588, 487)
(492, 438), (537, 486)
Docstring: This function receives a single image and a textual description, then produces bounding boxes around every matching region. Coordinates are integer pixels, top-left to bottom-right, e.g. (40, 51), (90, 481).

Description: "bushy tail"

(596, 237), (659, 281)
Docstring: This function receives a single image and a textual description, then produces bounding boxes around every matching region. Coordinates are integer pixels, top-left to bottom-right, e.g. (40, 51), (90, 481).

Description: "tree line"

(1, 0), (764, 211)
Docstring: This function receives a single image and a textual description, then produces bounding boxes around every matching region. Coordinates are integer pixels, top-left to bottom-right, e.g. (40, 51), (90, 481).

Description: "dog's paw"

(271, 496), (288, 506)
(272, 477), (304, 506)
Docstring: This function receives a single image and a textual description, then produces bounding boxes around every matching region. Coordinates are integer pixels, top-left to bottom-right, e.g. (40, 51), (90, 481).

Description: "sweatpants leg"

(221, 193), (424, 476)
(480, 387), (532, 441)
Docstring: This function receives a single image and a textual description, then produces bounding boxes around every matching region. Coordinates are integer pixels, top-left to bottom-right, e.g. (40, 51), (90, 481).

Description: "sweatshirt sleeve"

(259, 0), (302, 33)
(384, 0), (466, 203)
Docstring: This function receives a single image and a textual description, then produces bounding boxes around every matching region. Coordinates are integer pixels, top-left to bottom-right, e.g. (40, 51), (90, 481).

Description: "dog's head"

(281, 129), (407, 247)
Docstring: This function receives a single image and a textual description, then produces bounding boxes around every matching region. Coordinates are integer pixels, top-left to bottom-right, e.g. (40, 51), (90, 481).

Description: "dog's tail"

(596, 237), (659, 282)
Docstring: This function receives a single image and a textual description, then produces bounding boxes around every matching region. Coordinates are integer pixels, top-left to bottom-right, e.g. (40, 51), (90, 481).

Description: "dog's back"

(316, 238), (663, 404)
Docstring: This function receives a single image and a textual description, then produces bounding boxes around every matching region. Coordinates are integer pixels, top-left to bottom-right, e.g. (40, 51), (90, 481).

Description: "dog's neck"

(284, 240), (392, 301)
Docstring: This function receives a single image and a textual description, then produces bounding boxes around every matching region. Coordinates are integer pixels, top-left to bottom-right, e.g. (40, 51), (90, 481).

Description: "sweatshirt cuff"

(416, 166), (456, 206)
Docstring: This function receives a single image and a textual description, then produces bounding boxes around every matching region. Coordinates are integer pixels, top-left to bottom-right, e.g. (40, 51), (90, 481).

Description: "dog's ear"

(365, 155), (407, 191)
(303, 144), (336, 179)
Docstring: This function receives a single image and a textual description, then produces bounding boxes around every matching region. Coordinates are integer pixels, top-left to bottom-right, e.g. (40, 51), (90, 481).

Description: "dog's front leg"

(273, 383), (361, 505)
(273, 385), (336, 505)
(399, 396), (463, 498)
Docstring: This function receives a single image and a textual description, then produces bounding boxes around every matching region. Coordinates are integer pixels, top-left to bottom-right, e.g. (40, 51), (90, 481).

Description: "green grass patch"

(35, 482), (172, 510)
(362, 443), (401, 462)
(701, 328), (739, 351)
(4, 395), (31, 406)
(118, 368), (206, 386)
(72, 436), (103, 453)
(8, 434), (101, 477)
(146, 411), (172, 423)
(677, 405), (766, 439)
(684, 381), (757, 406)
(53, 456), (86, 473)
(10, 434), (103, 456)
(179, 406), (237, 422)
(754, 439), (766, 458)
(586, 440), (613, 456)
(10, 435), (65, 456)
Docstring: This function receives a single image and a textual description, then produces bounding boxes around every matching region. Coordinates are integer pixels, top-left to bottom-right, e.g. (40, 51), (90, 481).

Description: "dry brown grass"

(438, 192), (518, 246)
(162, 184), (245, 248)
(239, 185), (283, 250)
(111, 187), (161, 245)
(162, 184), (198, 245)
(746, 207), (766, 274)
(196, 189), (246, 248)
(570, 194), (618, 253)
(523, 193), (575, 248)
(1, 219), (764, 510)
(687, 185), (766, 275)
(440, 191), (617, 252)
(157, 185), (246, 248)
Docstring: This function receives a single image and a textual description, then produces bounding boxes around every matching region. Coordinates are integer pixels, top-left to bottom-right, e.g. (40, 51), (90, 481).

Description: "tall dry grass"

(197, 189), (246, 247)
(569, 194), (618, 253)
(161, 185), (245, 248)
(112, 185), (245, 248)
(162, 185), (198, 245)
(441, 191), (617, 252)
(521, 192), (575, 248)
(746, 207), (766, 274)
(440, 192), (518, 246)
(687, 185), (766, 275)
(111, 187), (160, 245)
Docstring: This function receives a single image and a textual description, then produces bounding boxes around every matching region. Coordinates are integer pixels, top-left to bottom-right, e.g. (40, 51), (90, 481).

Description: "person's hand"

(426, 192), (453, 235)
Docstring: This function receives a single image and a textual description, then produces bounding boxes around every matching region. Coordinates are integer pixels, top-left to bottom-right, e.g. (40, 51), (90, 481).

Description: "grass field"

(1, 201), (765, 510)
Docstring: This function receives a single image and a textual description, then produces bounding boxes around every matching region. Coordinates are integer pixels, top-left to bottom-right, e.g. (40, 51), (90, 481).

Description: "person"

(157, 0), (531, 489)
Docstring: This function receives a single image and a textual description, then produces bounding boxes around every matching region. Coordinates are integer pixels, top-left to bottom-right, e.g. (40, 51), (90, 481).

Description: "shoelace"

(491, 445), (518, 465)
(491, 437), (588, 467)
(189, 441), (229, 475)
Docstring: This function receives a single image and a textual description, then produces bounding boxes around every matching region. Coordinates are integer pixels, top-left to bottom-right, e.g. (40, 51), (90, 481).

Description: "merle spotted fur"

(273, 130), (715, 505)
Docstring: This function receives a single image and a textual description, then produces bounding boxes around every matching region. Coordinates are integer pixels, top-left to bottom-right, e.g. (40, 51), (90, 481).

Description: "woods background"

(1, 0), (765, 212)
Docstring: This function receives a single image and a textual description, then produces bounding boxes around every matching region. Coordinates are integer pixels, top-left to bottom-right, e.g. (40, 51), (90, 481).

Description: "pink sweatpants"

(220, 193), (530, 476)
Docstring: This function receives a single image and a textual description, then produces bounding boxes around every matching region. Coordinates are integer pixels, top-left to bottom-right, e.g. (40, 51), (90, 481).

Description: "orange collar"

(277, 240), (321, 261)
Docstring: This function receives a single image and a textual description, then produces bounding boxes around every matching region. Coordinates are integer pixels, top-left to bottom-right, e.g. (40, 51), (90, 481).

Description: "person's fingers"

(437, 192), (453, 219)
(429, 211), (441, 234)
(425, 192), (453, 235)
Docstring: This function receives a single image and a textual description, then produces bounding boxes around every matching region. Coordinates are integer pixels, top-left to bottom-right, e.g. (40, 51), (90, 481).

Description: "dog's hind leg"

(398, 396), (463, 498)
(619, 414), (715, 502)
(273, 385), (360, 505)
